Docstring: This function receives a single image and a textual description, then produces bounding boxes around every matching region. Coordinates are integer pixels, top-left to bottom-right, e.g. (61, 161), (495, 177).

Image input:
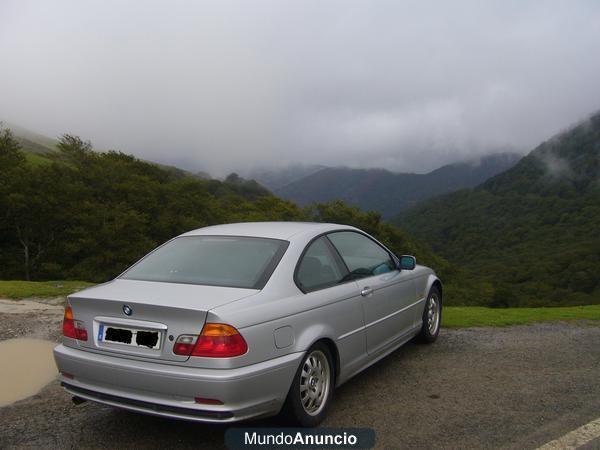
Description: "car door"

(295, 236), (367, 366)
(327, 231), (417, 355)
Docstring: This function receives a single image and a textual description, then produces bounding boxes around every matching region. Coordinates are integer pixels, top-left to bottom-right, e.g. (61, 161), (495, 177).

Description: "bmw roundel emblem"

(122, 305), (133, 316)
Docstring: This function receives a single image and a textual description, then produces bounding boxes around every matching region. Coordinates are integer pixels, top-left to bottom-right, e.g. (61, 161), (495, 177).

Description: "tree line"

(0, 127), (449, 289)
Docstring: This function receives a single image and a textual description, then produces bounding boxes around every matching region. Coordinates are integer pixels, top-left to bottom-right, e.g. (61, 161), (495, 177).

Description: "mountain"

(396, 112), (600, 307)
(269, 153), (521, 218)
(248, 164), (326, 191)
(1, 122), (59, 154)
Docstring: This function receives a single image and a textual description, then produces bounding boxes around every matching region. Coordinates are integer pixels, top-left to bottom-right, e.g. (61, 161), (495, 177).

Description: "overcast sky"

(1, 1), (600, 175)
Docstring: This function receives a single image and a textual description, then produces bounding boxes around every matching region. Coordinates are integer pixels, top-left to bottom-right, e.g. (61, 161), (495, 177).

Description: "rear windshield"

(120, 236), (288, 289)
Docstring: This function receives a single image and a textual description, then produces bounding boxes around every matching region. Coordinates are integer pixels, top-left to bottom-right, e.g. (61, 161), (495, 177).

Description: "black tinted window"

(121, 236), (287, 289)
(296, 237), (343, 292)
(328, 231), (394, 280)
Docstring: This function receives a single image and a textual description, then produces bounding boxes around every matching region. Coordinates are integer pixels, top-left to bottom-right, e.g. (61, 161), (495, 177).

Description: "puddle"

(0, 338), (58, 407)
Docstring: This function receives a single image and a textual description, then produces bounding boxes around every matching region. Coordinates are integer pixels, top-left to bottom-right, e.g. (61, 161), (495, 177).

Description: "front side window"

(296, 237), (343, 292)
(121, 236), (287, 289)
(328, 231), (394, 280)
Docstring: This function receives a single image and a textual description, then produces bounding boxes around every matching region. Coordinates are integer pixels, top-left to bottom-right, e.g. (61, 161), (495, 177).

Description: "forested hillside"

(0, 127), (447, 283)
(271, 154), (520, 218)
(397, 113), (600, 307)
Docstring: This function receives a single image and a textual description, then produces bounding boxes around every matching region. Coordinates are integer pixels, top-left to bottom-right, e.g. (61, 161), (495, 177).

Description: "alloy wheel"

(299, 350), (331, 416)
(427, 294), (440, 335)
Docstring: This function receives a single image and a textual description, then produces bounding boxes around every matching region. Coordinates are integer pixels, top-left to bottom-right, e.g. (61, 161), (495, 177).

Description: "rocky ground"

(0, 298), (599, 449)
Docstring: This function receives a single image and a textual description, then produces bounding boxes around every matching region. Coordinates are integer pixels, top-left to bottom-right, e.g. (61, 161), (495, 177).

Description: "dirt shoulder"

(0, 298), (64, 341)
(0, 300), (599, 449)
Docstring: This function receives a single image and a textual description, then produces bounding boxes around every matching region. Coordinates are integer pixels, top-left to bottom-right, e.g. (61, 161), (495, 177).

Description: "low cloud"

(538, 153), (573, 178)
(1, 0), (600, 176)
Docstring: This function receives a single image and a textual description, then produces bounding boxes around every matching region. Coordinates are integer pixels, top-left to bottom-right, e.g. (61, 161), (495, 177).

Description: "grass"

(443, 305), (600, 328)
(0, 280), (94, 299)
(0, 280), (598, 328)
(24, 152), (52, 167)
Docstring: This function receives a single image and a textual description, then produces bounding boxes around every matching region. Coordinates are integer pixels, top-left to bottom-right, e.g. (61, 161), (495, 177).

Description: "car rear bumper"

(53, 344), (303, 423)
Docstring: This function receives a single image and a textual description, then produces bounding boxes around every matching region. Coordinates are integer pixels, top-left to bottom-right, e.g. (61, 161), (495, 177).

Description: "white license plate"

(98, 324), (162, 350)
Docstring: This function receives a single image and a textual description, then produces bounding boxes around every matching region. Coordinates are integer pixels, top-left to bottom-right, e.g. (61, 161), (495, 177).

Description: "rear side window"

(121, 236), (288, 289)
(328, 231), (394, 280)
(296, 237), (343, 292)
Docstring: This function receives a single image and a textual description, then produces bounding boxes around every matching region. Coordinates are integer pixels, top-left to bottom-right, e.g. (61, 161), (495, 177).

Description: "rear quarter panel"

(207, 283), (366, 373)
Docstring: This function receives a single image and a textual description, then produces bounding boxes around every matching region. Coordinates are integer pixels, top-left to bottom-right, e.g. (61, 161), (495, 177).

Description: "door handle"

(361, 287), (374, 297)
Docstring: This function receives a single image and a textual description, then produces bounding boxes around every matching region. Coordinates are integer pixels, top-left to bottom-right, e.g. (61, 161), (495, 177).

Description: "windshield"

(121, 236), (288, 289)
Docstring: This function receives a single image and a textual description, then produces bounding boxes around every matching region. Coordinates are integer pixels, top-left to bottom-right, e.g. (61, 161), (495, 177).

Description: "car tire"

(281, 342), (334, 427)
(418, 286), (442, 343)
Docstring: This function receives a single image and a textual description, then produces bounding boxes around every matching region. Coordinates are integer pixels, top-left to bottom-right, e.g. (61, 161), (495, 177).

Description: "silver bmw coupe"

(54, 222), (442, 426)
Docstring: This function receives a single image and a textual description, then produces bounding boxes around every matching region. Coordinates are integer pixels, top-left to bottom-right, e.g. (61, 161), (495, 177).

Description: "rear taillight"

(62, 306), (88, 341)
(173, 323), (248, 358)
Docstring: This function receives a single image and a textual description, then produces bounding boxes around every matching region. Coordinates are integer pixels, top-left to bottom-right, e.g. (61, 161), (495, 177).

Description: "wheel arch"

(425, 274), (443, 304)
(313, 337), (340, 384)
(296, 326), (341, 385)
(432, 279), (443, 304)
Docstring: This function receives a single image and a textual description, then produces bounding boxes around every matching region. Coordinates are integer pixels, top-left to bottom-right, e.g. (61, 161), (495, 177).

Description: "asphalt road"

(1, 304), (599, 449)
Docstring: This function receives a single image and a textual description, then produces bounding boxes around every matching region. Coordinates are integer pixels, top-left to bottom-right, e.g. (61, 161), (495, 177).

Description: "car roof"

(181, 221), (355, 240)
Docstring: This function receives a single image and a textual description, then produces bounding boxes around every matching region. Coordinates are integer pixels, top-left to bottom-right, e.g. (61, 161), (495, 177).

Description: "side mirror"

(399, 255), (416, 270)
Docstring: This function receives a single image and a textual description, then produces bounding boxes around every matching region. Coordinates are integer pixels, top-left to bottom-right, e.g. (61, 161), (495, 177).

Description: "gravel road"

(0, 300), (599, 449)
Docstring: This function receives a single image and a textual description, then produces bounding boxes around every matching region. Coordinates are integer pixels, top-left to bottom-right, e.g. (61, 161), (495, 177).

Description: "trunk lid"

(66, 279), (258, 362)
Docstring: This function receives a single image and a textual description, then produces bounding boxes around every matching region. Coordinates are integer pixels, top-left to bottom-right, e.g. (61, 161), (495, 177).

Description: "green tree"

(0, 131), (447, 286)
